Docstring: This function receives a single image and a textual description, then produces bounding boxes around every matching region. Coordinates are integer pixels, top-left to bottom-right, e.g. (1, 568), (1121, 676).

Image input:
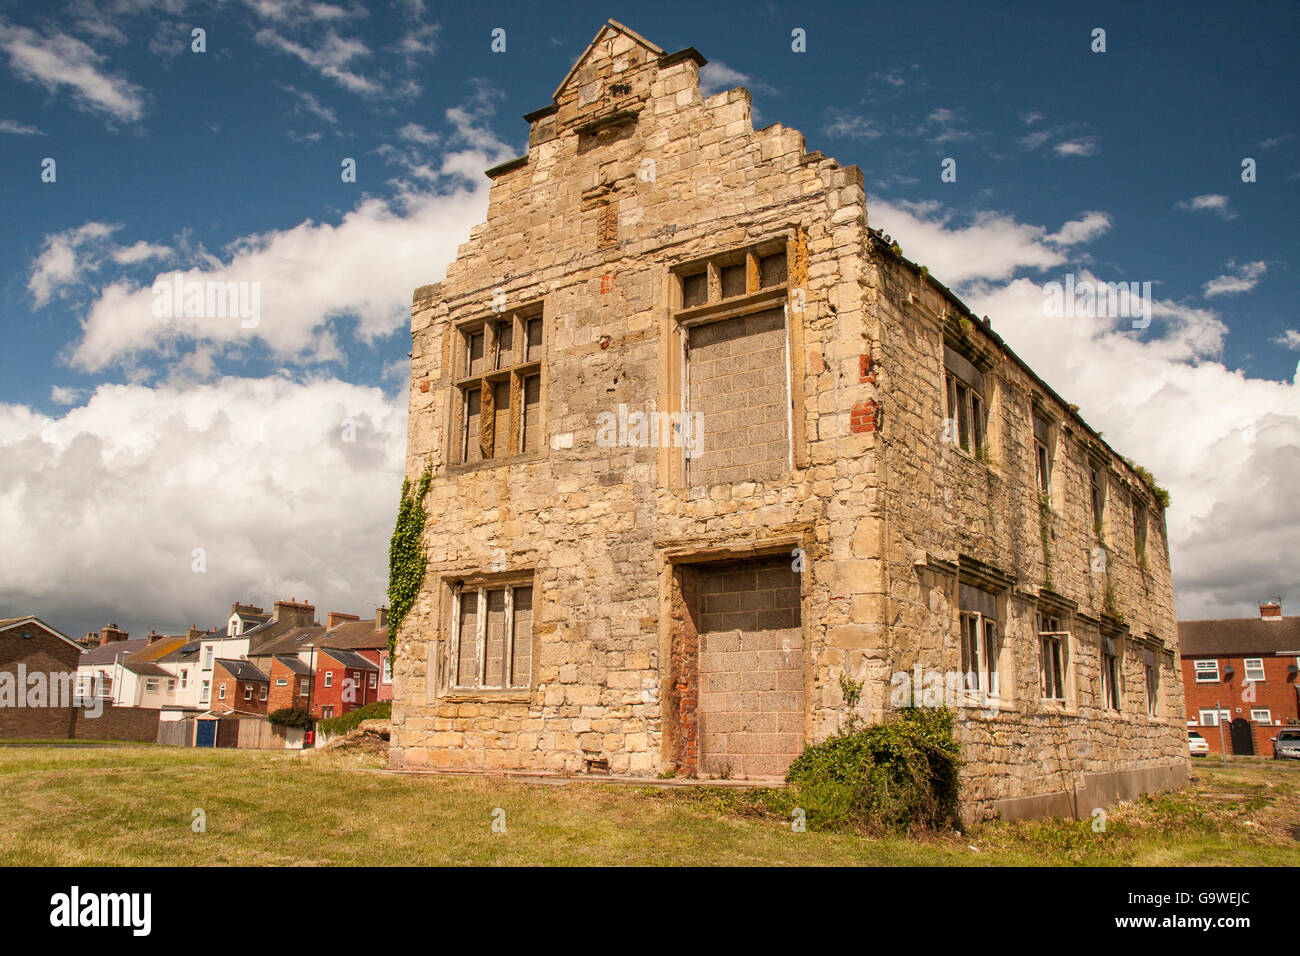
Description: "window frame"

(1144, 652), (1159, 717)
(451, 305), (545, 467)
(672, 239), (795, 489)
(1193, 659), (1219, 683)
(1132, 499), (1148, 565)
(1038, 613), (1069, 702)
(943, 349), (988, 457)
(959, 610), (1001, 705)
(448, 579), (535, 693)
(1100, 637), (1122, 711)
(1250, 708), (1272, 724)
(1032, 412), (1053, 500)
(1089, 465), (1106, 538)
(1199, 708), (1230, 726)
(1243, 657), (1266, 682)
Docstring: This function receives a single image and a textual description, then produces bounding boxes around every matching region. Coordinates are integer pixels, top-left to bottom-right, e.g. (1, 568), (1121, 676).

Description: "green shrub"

(317, 701), (391, 739)
(785, 706), (961, 834)
(268, 708), (312, 729)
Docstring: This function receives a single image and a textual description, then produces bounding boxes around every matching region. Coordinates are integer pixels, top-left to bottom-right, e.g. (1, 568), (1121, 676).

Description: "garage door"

(696, 557), (804, 779)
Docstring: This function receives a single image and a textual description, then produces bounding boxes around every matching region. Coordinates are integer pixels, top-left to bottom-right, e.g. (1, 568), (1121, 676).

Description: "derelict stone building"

(389, 21), (1188, 819)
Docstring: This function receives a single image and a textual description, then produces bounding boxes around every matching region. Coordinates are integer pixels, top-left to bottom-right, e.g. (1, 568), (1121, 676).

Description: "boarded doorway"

(679, 555), (804, 779)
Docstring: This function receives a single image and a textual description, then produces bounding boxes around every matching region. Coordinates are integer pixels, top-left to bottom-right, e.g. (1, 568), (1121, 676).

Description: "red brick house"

(316, 610), (392, 702)
(210, 659), (271, 716)
(0, 617), (85, 737)
(309, 648), (379, 719)
(1179, 601), (1300, 755)
(0, 616), (81, 678)
(268, 655), (312, 713)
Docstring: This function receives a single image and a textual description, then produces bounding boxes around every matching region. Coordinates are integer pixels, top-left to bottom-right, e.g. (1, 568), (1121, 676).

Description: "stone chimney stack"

(186, 626), (207, 640)
(1260, 599), (1282, 620)
(273, 598), (316, 628)
(376, 606), (389, 629)
(98, 623), (128, 646)
(327, 611), (360, 629)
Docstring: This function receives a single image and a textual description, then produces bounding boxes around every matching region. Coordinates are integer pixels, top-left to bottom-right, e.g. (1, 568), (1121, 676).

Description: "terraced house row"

(389, 21), (1187, 819)
(75, 601), (392, 721)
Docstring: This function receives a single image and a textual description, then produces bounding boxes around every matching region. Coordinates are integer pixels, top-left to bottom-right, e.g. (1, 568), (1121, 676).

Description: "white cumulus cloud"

(874, 199), (1300, 619)
(0, 376), (405, 638)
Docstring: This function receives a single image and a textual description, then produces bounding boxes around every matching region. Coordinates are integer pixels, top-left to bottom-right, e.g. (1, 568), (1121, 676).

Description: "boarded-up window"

(483, 589), (507, 687)
(462, 388), (482, 463)
(682, 272), (707, 309)
(687, 308), (789, 485)
(456, 590), (478, 684)
(521, 375), (541, 453)
(455, 309), (543, 464)
(720, 263), (746, 299)
(495, 322), (513, 369)
(511, 587), (533, 687)
(492, 381), (511, 458)
(525, 318), (543, 362)
(759, 252), (787, 287)
(451, 582), (534, 691)
(466, 331), (484, 376)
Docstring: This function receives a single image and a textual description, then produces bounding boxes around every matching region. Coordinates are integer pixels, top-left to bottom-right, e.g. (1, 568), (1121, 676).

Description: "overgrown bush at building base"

(785, 706), (962, 834)
(317, 701), (391, 740)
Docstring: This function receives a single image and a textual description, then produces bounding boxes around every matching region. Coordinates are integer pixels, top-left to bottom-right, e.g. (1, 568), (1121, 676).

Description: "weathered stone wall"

(391, 21), (1187, 819)
(392, 26), (874, 776)
(865, 243), (1187, 818)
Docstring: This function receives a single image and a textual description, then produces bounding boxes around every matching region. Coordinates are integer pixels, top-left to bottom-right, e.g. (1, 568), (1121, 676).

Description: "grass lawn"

(0, 743), (1296, 866)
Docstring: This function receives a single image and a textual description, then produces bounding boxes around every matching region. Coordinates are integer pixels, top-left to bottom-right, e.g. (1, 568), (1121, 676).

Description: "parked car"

(1271, 727), (1300, 759)
(1188, 732), (1210, 757)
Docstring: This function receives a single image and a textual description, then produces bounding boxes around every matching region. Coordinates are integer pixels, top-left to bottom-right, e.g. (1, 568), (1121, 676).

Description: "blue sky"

(0, 0), (1297, 637)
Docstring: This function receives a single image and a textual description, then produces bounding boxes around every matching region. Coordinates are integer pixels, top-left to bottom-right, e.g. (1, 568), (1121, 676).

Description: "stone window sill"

(440, 691), (532, 704)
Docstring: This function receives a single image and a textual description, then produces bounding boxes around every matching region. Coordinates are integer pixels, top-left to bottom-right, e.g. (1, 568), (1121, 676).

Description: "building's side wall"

(268, 660), (311, 713)
(869, 247), (1188, 819)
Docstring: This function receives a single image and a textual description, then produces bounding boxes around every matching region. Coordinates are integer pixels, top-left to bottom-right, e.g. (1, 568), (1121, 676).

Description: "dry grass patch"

(1, 746), (1296, 866)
